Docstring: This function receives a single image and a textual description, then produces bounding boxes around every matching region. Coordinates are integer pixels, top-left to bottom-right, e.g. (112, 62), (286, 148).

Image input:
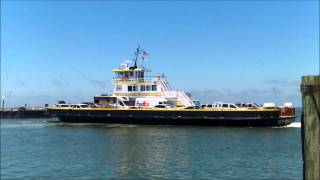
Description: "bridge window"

(128, 85), (137, 91)
(132, 85), (137, 91)
(146, 85), (151, 91)
(152, 85), (157, 91)
(141, 85), (145, 91)
(117, 72), (124, 78)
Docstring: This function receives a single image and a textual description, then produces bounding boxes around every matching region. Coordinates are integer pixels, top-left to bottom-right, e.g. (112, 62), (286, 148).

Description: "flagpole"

(142, 56), (145, 68)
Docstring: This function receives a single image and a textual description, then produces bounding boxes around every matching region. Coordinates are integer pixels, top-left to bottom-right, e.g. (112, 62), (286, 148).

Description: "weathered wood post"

(301, 75), (320, 180)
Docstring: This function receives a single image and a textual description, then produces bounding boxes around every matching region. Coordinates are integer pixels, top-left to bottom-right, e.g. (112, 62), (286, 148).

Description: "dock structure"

(301, 75), (320, 180)
(0, 108), (53, 119)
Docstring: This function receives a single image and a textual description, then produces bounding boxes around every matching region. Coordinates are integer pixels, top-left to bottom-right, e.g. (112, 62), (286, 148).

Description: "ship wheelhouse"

(112, 66), (162, 98)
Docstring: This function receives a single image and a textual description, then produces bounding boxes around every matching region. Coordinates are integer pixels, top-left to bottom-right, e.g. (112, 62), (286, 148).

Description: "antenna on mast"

(133, 45), (141, 69)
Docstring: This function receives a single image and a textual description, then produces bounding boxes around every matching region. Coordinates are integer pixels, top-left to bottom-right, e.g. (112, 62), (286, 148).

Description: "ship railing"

(112, 77), (160, 84)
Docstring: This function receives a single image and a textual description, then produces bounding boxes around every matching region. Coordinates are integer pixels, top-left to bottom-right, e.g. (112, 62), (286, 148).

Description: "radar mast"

(132, 45), (141, 69)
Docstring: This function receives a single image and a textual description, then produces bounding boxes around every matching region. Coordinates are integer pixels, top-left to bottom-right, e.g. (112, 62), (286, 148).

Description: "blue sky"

(1, 1), (319, 107)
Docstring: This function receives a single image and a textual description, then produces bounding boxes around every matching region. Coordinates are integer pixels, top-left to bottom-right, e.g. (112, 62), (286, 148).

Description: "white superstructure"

(108, 46), (195, 108)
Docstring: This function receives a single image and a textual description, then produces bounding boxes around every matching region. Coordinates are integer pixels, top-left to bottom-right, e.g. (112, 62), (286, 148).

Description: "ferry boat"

(47, 47), (295, 126)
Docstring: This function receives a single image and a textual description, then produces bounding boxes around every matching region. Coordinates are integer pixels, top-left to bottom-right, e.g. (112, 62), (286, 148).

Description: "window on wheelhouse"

(152, 85), (157, 91)
(128, 86), (133, 91)
(117, 72), (124, 78)
(132, 85), (137, 91)
(135, 71), (144, 78)
(141, 85), (145, 91)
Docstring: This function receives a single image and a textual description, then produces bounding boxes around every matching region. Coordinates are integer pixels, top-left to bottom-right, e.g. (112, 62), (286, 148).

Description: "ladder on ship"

(177, 91), (194, 107)
(159, 77), (171, 91)
(160, 78), (194, 107)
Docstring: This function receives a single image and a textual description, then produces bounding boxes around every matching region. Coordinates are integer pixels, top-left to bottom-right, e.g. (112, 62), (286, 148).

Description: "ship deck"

(48, 107), (280, 112)
(47, 107), (295, 127)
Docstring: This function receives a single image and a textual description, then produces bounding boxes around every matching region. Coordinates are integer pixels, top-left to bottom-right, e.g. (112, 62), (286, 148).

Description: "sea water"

(1, 109), (302, 179)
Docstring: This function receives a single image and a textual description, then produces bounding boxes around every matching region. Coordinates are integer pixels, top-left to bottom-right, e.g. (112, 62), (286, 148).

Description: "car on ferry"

(201, 102), (241, 109)
(55, 104), (70, 108)
(235, 102), (260, 109)
(55, 103), (90, 108)
(55, 101), (70, 108)
(70, 104), (90, 108)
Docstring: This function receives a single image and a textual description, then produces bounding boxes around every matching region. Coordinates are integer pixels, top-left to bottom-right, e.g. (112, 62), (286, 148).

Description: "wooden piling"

(301, 75), (320, 180)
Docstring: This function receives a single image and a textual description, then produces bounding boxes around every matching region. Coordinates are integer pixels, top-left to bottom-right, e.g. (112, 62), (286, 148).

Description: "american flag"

(143, 51), (149, 56)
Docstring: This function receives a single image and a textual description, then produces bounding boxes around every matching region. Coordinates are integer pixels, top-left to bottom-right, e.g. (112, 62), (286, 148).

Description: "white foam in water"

(1, 123), (45, 129)
(285, 122), (301, 128)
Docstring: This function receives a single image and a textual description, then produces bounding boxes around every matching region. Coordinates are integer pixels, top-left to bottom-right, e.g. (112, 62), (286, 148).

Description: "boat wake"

(283, 122), (301, 128)
(1, 123), (45, 129)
